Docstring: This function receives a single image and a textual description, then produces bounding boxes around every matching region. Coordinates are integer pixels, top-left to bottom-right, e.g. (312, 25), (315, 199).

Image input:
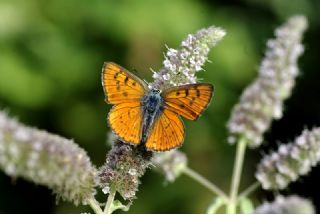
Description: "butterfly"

(102, 62), (214, 151)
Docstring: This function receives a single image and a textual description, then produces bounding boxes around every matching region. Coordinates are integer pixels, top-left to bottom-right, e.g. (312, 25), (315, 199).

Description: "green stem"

(183, 167), (228, 201)
(104, 188), (116, 214)
(237, 182), (260, 202)
(88, 197), (104, 214)
(227, 138), (247, 214)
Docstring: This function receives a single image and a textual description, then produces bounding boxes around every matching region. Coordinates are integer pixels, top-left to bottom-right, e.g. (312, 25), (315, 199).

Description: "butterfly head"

(150, 88), (161, 93)
(142, 89), (163, 114)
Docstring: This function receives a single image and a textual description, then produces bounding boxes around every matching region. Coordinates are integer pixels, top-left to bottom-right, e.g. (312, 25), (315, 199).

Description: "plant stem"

(104, 188), (116, 214)
(227, 138), (247, 214)
(183, 166), (228, 201)
(237, 182), (260, 202)
(88, 197), (104, 214)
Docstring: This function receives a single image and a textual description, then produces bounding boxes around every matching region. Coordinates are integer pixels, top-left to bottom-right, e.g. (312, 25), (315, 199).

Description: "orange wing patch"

(163, 83), (214, 120)
(102, 62), (147, 104)
(108, 102), (142, 144)
(145, 109), (185, 151)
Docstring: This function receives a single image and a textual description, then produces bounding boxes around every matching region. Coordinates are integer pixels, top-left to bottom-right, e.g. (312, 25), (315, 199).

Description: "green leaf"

(110, 200), (131, 213)
(239, 197), (254, 214)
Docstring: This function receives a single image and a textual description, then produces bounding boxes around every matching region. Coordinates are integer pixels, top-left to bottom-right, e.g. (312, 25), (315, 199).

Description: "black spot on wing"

(113, 72), (119, 79)
(124, 76), (129, 85)
(196, 89), (200, 97)
(116, 81), (120, 90)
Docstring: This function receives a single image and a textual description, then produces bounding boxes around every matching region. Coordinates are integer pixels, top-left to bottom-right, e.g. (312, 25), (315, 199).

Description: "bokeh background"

(0, 0), (319, 213)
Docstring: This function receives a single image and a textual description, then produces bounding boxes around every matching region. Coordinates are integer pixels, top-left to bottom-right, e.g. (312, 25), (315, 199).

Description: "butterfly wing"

(108, 101), (142, 145)
(162, 83), (214, 120)
(102, 62), (148, 104)
(102, 62), (147, 144)
(145, 109), (185, 151)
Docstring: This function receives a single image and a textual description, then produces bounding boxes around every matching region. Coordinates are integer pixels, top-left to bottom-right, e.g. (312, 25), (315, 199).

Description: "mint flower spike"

(151, 26), (226, 90)
(227, 15), (308, 147)
(152, 150), (187, 182)
(0, 111), (97, 205)
(256, 127), (320, 190)
(252, 195), (315, 214)
(98, 140), (152, 201)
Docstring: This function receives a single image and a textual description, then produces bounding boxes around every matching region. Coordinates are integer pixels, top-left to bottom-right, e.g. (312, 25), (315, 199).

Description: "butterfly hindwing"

(145, 109), (185, 151)
(102, 62), (148, 104)
(108, 102), (142, 145)
(162, 83), (214, 120)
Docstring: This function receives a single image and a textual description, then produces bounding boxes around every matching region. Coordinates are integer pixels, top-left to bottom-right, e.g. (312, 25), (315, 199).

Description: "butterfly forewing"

(163, 83), (214, 120)
(108, 102), (142, 144)
(146, 109), (185, 151)
(102, 62), (148, 104)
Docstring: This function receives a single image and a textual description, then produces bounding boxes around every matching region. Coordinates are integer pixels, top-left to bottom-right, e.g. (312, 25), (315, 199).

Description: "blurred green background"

(0, 0), (320, 213)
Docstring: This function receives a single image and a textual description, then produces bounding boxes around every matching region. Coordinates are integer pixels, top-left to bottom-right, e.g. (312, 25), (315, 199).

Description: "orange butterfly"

(102, 62), (214, 151)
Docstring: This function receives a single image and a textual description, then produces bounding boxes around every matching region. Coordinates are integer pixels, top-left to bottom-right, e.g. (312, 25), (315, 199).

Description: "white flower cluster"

(152, 150), (187, 182)
(151, 26), (226, 90)
(256, 128), (320, 190)
(252, 195), (315, 214)
(227, 16), (307, 147)
(0, 111), (97, 205)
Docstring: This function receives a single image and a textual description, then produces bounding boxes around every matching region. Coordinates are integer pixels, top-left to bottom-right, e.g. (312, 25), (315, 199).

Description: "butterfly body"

(141, 89), (164, 144)
(102, 62), (214, 151)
